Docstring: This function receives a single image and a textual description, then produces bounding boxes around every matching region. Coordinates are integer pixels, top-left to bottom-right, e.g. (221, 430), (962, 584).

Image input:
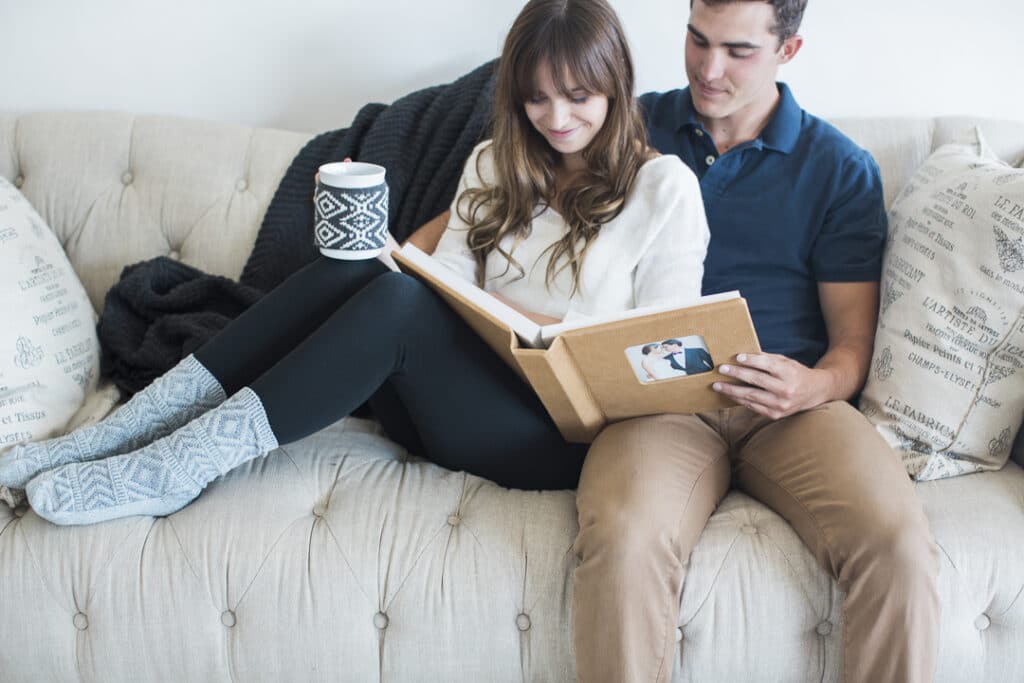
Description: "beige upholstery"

(1, 111), (1023, 682)
(0, 112), (308, 312)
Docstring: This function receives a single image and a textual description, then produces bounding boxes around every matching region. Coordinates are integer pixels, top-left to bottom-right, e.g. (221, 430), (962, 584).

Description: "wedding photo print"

(626, 335), (715, 384)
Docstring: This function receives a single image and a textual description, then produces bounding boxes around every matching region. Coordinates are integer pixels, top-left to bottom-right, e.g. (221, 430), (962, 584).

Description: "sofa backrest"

(0, 112), (309, 311)
(1, 111), (1022, 313)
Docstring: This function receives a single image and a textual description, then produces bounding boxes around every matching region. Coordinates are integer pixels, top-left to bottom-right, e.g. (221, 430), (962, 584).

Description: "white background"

(2, 0), (1021, 133)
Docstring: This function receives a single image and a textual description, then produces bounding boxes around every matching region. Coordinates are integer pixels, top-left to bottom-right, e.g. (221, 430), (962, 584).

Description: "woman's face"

(524, 60), (609, 169)
(644, 343), (665, 357)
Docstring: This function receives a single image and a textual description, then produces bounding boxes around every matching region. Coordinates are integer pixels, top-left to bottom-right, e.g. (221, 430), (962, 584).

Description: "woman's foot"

(0, 355), (225, 490)
(26, 388), (278, 525)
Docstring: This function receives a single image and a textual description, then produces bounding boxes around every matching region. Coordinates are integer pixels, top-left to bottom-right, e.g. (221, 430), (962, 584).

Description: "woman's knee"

(362, 271), (438, 310)
(307, 255), (388, 293)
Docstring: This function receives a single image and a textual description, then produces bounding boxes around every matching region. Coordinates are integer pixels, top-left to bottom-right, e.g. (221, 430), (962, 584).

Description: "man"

(570, 1), (941, 682)
(662, 338), (714, 375)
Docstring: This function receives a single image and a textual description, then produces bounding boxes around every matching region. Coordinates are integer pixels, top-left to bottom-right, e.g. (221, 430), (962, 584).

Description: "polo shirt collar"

(676, 82), (802, 154)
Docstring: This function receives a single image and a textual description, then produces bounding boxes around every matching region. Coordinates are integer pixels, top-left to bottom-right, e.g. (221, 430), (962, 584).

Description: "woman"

(640, 343), (682, 382)
(0, 0), (709, 525)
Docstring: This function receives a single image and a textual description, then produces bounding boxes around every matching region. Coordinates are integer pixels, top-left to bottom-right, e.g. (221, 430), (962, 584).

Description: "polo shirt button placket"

(705, 155), (716, 167)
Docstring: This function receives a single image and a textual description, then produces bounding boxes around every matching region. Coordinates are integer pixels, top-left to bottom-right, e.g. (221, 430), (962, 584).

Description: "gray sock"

(0, 355), (225, 490)
(26, 388), (278, 526)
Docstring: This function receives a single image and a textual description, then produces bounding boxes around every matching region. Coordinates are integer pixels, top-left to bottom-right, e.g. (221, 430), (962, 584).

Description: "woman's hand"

(490, 292), (562, 326)
(312, 158), (352, 198)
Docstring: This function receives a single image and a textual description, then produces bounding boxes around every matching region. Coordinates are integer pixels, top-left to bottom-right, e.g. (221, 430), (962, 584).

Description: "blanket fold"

(98, 61), (496, 394)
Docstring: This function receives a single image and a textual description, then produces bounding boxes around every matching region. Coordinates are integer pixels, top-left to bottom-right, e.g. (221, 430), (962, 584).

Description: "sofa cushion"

(859, 135), (1024, 480)
(0, 178), (100, 453)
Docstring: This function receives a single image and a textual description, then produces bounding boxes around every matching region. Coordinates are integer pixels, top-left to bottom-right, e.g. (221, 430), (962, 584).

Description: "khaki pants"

(573, 401), (940, 683)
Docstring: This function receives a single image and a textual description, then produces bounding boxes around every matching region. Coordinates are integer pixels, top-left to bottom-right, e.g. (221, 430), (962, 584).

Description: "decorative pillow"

(0, 177), (100, 457)
(859, 135), (1024, 481)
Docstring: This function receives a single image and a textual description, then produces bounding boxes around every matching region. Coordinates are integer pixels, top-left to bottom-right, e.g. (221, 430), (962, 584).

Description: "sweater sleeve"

(632, 157), (710, 308)
(430, 141), (494, 286)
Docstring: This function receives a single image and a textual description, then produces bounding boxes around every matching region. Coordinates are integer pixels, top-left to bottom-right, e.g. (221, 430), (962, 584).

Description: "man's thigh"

(576, 412), (731, 554)
(733, 401), (926, 567)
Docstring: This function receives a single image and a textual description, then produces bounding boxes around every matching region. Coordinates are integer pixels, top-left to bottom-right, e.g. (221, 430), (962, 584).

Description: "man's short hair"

(693, 0), (808, 42)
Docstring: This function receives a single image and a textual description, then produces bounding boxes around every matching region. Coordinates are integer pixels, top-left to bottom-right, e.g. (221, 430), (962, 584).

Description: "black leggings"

(193, 257), (585, 490)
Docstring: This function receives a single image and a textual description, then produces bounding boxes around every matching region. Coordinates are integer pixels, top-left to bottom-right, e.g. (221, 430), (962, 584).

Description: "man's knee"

(852, 502), (939, 589)
(576, 414), (726, 565)
(574, 496), (680, 570)
(879, 515), (939, 582)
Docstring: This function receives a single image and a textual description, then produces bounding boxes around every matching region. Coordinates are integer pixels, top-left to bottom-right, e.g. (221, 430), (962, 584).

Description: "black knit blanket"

(99, 61), (497, 394)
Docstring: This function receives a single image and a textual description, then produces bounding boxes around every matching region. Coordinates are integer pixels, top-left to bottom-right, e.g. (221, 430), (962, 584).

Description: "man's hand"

(712, 353), (833, 420)
(713, 281), (880, 420)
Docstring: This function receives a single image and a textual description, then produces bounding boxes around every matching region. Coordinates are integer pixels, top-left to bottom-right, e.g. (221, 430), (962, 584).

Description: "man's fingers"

(712, 380), (778, 407)
(733, 352), (786, 373)
(714, 384), (789, 420)
(718, 364), (785, 394)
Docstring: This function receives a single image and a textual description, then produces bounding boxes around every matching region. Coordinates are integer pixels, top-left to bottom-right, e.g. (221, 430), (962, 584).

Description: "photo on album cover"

(625, 335), (715, 384)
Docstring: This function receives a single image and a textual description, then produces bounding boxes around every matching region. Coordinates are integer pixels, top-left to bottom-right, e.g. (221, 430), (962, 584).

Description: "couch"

(1, 111), (1022, 682)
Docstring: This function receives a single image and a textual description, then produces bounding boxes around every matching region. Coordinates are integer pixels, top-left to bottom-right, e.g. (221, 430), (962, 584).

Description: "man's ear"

(777, 35), (803, 64)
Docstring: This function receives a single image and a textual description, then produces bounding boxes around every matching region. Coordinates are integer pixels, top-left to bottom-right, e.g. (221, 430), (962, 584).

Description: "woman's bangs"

(514, 26), (613, 101)
(548, 31), (613, 97)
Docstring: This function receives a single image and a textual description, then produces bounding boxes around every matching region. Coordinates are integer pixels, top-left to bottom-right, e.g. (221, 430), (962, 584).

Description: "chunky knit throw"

(97, 61), (496, 395)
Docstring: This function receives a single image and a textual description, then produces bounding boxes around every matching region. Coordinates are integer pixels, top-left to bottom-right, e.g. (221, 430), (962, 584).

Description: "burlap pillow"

(860, 135), (1024, 481)
(0, 177), (103, 504)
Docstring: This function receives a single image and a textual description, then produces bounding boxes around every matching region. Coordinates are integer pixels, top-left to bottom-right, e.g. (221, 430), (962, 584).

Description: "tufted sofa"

(1, 111), (1023, 682)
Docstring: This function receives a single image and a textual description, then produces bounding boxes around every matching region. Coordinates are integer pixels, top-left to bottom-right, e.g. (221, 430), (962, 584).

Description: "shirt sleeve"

(430, 141), (494, 285)
(812, 149), (888, 282)
(632, 158), (711, 308)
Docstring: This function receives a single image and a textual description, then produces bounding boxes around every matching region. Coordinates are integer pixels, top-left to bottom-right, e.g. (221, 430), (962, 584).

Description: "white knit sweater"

(432, 140), (710, 322)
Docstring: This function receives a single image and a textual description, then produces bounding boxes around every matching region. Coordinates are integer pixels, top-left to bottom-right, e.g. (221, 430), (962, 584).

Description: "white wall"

(2, 0), (1021, 133)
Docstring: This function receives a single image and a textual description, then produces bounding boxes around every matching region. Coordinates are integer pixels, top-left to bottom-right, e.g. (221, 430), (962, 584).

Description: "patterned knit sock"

(0, 355), (225, 490)
(25, 388), (278, 526)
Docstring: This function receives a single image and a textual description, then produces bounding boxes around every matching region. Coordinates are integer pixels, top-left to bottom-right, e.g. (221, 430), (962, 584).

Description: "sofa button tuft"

(236, 179), (248, 192)
(741, 525), (757, 536)
(15, 175), (24, 188)
(121, 171), (134, 185)
(374, 612), (389, 630)
(447, 514), (461, 527)
(221, 610), (236, 627)
(168, 250), (181, 261)
(675, 627), (683, 642)
(975, 614), (991, 631)
(312, 504), (326, 518)
(816, 620), (833, 636)
(14, 506), (26, 518)
(73, 612), (89, 631)
(516, 613), (531, 632)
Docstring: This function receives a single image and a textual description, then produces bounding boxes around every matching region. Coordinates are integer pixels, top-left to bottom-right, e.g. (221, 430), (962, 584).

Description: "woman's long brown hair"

(457, 0), (650, 294)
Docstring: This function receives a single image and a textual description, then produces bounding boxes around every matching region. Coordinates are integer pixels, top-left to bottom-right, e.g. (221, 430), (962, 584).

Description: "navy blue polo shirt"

(639, 83), (887, 367)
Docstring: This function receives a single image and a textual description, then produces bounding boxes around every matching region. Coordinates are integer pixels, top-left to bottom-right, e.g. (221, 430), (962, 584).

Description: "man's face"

(685, 0), (800, 123)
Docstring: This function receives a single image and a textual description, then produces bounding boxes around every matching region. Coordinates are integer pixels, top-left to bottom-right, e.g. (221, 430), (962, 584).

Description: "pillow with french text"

(0, 177), (101, 502)
(859, 134), (1024, 481)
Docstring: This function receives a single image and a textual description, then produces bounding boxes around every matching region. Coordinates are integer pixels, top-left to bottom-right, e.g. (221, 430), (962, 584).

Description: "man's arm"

(813, 280), (879, 399)
(711, 281), (879, 420)
(404, 209), (451, 254)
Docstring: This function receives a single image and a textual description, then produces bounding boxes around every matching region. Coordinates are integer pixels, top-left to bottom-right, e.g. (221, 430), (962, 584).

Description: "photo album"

(392, 244), (761, 442)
